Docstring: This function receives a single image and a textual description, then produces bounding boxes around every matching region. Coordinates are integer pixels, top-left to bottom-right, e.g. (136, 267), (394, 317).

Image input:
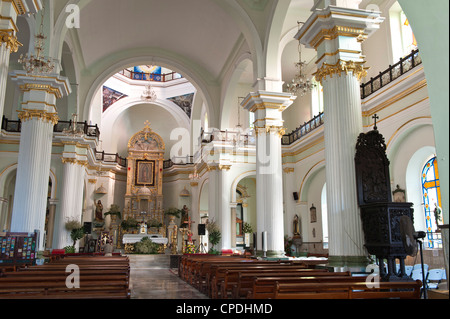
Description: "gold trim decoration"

(314, 59), (369, 83)
(17, 109), (59, 125)
(218, 164), (231, 171)
(255, 125), (286, 138)
(61, 158), (88, 167)
(283, 167), (294, 174)
(309, 26), (367, 49)
(19, 83), (62, 99)
(0, 29), (22, 52)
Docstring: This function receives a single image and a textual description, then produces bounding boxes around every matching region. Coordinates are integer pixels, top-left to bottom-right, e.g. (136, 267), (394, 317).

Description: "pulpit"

(355, 118), (414, 281)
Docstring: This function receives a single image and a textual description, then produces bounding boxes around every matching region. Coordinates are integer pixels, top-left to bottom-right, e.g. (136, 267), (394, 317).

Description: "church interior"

(0, 0), (448, 301)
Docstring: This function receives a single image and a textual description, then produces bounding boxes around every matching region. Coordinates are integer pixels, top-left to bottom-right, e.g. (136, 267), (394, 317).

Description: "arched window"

(421, 156), (442, 248)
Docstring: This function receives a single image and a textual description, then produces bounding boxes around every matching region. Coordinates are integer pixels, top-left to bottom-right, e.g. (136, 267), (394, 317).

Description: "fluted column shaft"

(10, 116), (54, 249)
(242, 91), (295, 256)
(297, 4), (384, 266)
(53, 159), (85, 249)
(323, 73), (365, 258)
(9, 71), (71, 251)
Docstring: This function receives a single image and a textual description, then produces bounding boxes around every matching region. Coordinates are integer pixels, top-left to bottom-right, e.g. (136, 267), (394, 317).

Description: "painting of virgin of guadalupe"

(136, 160), (155, 186)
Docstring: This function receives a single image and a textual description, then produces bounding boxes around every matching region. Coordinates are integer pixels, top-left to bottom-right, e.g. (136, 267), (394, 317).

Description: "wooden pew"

(208, 264), (310, 299)
(220, 268), (332, 299)
(246, 272), (358, 299)
(232, 270), (349, 299)
(271, 280), (422, 299)
(0, 254), (131, 299)
(196, 260), (295, 291)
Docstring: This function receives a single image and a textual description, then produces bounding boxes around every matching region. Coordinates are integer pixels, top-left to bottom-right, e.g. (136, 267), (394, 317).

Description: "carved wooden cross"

(372, 114), (379, 130)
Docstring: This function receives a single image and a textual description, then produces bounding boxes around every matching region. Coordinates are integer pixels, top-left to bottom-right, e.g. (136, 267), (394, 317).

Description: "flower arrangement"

(185, 244), (196, 254)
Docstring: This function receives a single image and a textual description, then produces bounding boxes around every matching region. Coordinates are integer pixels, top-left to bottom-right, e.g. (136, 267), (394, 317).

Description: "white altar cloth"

(123, 234), (168, 245)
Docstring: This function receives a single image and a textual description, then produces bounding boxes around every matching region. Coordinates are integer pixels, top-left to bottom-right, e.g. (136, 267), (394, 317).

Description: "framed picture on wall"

(135, 160), (155, 186)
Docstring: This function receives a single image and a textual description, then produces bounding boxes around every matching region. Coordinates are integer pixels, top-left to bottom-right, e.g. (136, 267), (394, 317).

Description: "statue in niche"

(293, 214), (301, 237)
(180, 205), (189, 228)
(95, 200), (104, 221)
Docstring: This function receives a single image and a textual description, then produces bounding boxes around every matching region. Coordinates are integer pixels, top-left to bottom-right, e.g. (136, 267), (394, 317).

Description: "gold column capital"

(314, 59), (369, 84)
(218, 164), (231, 171)
(0, 29), (22, 53)
(17, 109), (59, 125)
(255, 125), (286, 138)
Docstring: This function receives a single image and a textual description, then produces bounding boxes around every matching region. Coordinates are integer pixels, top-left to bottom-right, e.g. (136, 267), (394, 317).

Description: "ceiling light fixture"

(18, 5), (56, 74)
(141, 82), (157, 102)
(286, 21), (315, 97)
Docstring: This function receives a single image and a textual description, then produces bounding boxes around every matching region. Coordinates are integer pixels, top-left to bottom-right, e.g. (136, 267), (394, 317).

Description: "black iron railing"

(1, 116), (100, 138)
(360, 49), (421, 99)
(281, 112), (324, 145)
(94, 149), (127, 167)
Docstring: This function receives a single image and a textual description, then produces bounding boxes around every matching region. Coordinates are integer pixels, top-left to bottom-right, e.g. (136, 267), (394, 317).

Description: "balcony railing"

(94, 149), (127, 167)
(163, 156), (194, 169)
(118, 69), (183, 82)
(282, 112), (324, 145)
(360, 49), (421, 99)
(2, 116), (100, 138)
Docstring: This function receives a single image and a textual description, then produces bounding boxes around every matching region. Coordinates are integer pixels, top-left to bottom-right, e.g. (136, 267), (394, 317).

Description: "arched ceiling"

(77, 0), (242, 80)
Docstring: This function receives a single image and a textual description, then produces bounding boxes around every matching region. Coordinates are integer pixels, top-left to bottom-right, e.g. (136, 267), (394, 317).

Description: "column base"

(255, 250), (288, 259)
(327, 255), (370, 272)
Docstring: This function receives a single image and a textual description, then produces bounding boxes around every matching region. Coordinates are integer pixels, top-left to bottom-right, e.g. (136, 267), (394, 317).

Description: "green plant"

(104, 204), (121, 219)
(165, 207), (182, 218)
(121, 218), (138, 231)
(70, 227), (85, 247)
(284, 235), (293, 256)
(148, 218), (162, 228)
(134, 237), (161, 254)
(63, 245), (75, 254)
(206, 219), (221, 253)
(242, 222), (253, 234)
(65, 219), (82, 231)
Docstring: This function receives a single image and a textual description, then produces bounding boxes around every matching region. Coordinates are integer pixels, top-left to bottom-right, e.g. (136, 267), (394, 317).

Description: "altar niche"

(121, 122), (166, 243)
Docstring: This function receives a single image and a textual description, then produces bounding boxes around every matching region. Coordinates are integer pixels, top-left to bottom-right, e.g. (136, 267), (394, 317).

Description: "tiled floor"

(127, 254), (209, 299)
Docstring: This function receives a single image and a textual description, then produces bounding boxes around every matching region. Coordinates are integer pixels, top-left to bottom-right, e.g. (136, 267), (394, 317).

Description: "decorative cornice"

(19, 83), (63, 99)
(218, 164), (231, 171)
(61, 157), (88, 167)
(0, 29), (22, 52)
(314, 59), (369, 83)
(254, 125), (286, 138)
(17, 109), (58, 125)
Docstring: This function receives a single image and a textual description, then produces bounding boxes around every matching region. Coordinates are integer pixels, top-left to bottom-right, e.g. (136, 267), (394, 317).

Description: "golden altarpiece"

(119, 122), (167, 252)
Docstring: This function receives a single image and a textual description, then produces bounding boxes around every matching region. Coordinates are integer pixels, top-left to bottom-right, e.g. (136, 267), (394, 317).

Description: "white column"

(207, 164), (219, 251)
(218, 165), (231, 250)
(242, 91), (295, 257)
(298, 5), (384, 266)
(0, 1), (19, 121)
(54, 158), (86, 249)
(9, 71), (71, 251)
(10, 115), (55, 246)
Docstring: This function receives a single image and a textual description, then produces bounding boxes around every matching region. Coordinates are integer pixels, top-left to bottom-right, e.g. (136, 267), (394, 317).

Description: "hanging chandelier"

(286, 22), (315, 97)
(62, 113), (84, 137)
(18, 6), (56, 74)
(141, 82), (157, 102)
